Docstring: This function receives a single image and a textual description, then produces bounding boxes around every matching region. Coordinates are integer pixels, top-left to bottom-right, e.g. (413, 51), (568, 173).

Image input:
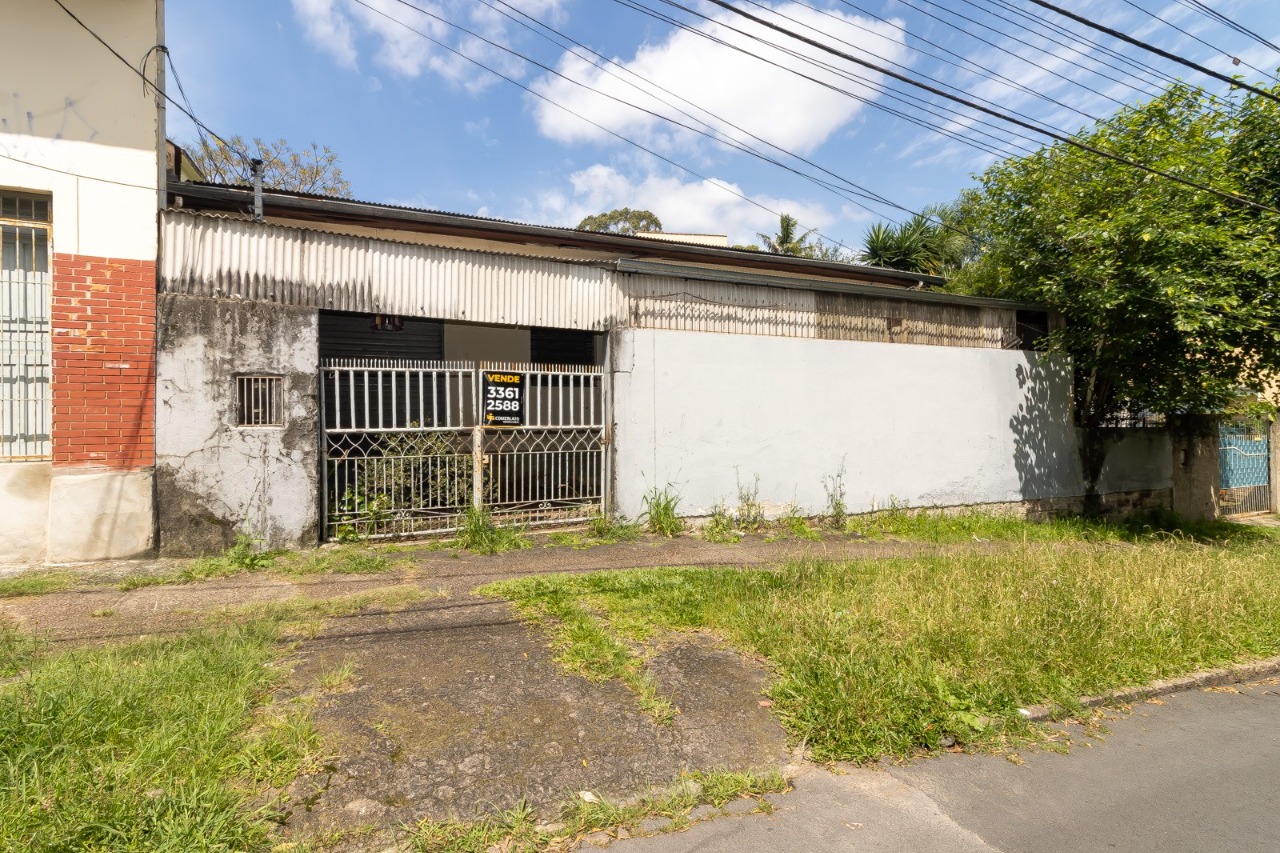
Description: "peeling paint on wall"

(155, 294), (319, 555)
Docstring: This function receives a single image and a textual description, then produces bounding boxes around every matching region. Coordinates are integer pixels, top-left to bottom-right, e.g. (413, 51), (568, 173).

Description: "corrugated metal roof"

(161, 210), (625, 330)
(170, 182), (948, 290)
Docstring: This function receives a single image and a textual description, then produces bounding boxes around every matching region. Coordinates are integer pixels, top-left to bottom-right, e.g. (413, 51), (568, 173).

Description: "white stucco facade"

(611, 328), (1172, 519)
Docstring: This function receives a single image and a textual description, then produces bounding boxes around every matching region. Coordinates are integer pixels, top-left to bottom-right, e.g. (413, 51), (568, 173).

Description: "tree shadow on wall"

(1009, 355), (1081, 500)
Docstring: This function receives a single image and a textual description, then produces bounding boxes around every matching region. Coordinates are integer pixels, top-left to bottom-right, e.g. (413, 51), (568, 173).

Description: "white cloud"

(292, 0), (358, 69)
(519, 163), (843, 246)
(529, 3), (908, 155)
(291, 0), (566, 89)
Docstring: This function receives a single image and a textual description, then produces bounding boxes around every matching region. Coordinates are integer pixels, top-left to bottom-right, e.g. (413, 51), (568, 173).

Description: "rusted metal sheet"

(161, 210), (624, 330)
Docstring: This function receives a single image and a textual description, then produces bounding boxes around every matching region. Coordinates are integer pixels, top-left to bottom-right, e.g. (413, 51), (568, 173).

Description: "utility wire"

(1117, 0), (1274, 80)
(1178, 0), (1280, 56)
(814, 0), (1104, 121)
(344, 0), (862, 247)
(697, 0), (1280, 214)
(482, 0), (943, 225)
(607, 0), (1046, 156)
(48, 0), (251, 164)
(1023, 0), (1280, 105)
(380, 0), (912, 234)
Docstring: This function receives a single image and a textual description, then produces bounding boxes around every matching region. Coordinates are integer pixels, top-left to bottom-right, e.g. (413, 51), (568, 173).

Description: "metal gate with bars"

(1219, 420), (1271, 517)
(321, 358), (608, 539)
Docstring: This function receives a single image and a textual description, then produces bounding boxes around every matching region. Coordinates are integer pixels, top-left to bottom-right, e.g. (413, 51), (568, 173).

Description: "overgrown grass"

(0, 620), (320, 852)
(406, 769), (787, 853)
(847, 505), (1277, 546)
(456, 507), (532, 555)
(0, 571), (73, 598)
(485, 538), (1280, 762)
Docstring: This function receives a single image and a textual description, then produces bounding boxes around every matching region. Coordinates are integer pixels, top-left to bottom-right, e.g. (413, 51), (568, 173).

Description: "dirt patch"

(277, 595), (789, 850)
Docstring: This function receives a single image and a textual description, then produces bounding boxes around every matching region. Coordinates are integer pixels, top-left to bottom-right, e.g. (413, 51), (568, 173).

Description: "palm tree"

(757, 213), (819, 256)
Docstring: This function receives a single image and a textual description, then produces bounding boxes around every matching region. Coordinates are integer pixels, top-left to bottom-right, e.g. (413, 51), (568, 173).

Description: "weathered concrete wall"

(156, 294), (319, 555)
(611, 328), (1172, 519)
(1170, 418), (1221, 521)
(0, 462), (52, 564)
(1271, 419), (1280, 516)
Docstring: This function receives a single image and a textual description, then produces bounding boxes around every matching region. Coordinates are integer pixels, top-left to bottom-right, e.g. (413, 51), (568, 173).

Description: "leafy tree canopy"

(577, 208), (662, 235)
(187, 136), (352, 198)
(950, 80), (1280, 501)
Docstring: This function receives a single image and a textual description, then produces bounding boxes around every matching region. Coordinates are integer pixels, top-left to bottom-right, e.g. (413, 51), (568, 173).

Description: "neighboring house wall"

(0, 0), (162, 564)
(610, 328), (1171, 520)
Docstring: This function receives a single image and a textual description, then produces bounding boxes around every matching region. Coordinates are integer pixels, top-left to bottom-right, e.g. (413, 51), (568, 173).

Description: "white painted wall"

(0, 462), (51, 564)
(612, 328), (1172, 518)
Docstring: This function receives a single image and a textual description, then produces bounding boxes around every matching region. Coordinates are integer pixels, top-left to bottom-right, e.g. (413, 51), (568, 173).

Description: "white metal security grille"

(320, 358), (608, 539)
(1, 191), (52, 461)
(236, 375), (284, 427)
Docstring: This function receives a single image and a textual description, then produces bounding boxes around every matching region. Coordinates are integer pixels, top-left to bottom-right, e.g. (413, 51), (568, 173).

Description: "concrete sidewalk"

(613, 679), (1280, 852)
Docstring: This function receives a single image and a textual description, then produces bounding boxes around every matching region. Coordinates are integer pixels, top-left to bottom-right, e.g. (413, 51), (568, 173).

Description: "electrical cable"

(1023, 0), (1280, 105)
(810, 0), (1104, 121)
(607, 0), (1047, 156)
(1117, 0), (1275, 81)
(344, 0), (861, 245)
(696, 0), (1280, 214)
(1178, 0), (1280, 56)
(48, 0), (251, 165)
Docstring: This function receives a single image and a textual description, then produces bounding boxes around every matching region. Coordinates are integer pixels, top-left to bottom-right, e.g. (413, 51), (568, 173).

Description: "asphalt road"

(612, 679), (1280, 852)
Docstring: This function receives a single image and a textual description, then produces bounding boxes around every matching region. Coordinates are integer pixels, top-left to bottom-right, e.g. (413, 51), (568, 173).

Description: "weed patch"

(486, 540), (1280, 762)
(641, 487), (684, 537)
(0, 621), (317, 851)
(456, 507), (532, 555)
(700, 503), (741, 544)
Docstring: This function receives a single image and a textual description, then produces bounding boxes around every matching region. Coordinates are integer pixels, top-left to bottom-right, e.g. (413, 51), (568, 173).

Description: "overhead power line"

(48, 0), (250, 164)
(1023, 0), (1280, 105)
(696, 0), (1280, 214)
(1178, 0), (1280, 56)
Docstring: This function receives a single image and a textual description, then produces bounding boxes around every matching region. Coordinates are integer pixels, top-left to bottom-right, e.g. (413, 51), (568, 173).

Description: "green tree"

(577, 208), (663, 235)
(858, 204), (972, 276)
(188, 136), (352, 197)
(757, 213), (817, 256)
(952, 81), (1280, 510)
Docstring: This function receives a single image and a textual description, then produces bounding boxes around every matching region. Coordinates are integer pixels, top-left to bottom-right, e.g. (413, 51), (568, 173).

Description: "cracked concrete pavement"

(614, 679), (1280, 853)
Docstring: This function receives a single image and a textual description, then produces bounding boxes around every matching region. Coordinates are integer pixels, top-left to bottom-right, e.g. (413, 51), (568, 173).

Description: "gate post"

(472, 424), (484, 513)
(1170, 415), (1220, 521)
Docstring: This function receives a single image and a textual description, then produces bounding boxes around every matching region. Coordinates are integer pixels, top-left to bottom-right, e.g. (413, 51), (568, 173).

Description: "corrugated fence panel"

(624, 275), (819, 338)
(621, 275), (1016, 348)
(162, 210), (624, 330)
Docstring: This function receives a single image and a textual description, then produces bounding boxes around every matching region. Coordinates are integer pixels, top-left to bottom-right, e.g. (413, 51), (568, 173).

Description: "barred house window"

(1, 192), (51, 460)
(236, 375), (284, 427)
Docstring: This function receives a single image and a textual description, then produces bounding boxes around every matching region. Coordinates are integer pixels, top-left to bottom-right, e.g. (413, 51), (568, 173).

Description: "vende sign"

(482, 371), (526, 427)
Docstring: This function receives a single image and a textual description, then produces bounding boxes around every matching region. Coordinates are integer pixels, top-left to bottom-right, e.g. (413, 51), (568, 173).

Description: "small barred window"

(236, 375), (284, 427)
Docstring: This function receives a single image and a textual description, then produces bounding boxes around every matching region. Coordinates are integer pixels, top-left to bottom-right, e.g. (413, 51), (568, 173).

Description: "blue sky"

(165, 0), (1280, 251)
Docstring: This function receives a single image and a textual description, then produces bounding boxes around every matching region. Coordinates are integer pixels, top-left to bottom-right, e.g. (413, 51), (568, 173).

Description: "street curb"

(1021, 654), (1280, 722)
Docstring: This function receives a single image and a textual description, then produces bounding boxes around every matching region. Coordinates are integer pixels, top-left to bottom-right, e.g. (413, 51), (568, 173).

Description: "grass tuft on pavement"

(0, 572), (74, 598)
(484, 537), (1280, 762)
(406, 769), (786, 853)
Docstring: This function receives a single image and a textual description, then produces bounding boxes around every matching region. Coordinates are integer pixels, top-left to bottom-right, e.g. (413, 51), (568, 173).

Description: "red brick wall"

(50, 254), (156, 470)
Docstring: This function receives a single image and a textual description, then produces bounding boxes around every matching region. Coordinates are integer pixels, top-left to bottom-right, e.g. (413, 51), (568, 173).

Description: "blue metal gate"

(1219, 421), (1271, 516)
